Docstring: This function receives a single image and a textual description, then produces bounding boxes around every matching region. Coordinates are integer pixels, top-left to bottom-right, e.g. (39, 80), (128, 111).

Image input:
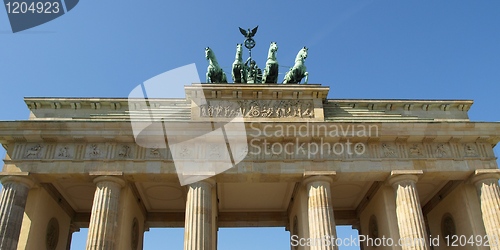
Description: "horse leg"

(283, 67), (294, 84)
(232, 66), (240, 83)
(221, 70), (227, 83)
(282, 71), (289, 84)
(303, 72), (308, 84)
(232, 67), (236, 83)
(263, 64), (269, 83)
(288, 68), (298, 84)
(241, 68), (247, 83)
(267, 63), (276, 83)
(271, 64), (278, 84)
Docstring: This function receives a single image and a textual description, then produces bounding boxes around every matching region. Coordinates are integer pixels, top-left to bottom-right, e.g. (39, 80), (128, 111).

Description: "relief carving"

(118, 145), (130, 158)
(207, 144), (221, 159)
(88, 144), (101, 158)
(58, 147), (70, 158)
(56, 146), (71, 159)
(178, 145), (193, 158)
(25, 144), (43, 159)
(149, 147), (160, 158)
(435, 144), (448, 158)
(409, 144), (423, 157)
(199, 100), (314, 118)
(382, 143), (397, 157)
(464, 144), (478, 157)
(355, 144), (365, 155)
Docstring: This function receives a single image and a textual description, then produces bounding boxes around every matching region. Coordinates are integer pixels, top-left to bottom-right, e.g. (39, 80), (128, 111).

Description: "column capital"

(303, 172), (336, 186)
(387, 170), (422, 187)
(92, 176), (126, 188)
(0, 175), (35, 189)
(188, 178), (215, 188)
(471, 169), (500, 185)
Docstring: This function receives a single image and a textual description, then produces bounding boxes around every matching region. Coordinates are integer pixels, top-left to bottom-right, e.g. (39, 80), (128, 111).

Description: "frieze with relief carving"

(198, 100), (314, 118)
(9, 142), (493, 161)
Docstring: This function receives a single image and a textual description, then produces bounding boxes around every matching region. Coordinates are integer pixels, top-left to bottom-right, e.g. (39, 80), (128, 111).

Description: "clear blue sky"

(1, 0), (499, 249)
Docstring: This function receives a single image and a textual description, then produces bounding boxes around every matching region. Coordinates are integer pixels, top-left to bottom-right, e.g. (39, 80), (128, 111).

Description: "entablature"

(22, 84), (474, 122)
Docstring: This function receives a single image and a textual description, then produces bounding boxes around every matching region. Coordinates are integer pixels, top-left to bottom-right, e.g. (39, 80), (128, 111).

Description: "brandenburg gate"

(0, 83), (500, 250)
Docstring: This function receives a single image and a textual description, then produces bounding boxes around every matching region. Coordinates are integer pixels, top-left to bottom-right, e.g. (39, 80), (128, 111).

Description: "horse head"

(267, 41), (278, 60)
(205, 47), (212, 60)
(296, 46), (308, 62)
(270, 41), (278, 53)
(235, 44), (242, 59)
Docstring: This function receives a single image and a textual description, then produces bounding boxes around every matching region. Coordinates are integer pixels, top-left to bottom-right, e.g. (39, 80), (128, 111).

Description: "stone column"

(85, 176), (125, 250)
(184, 180), (214, 250)
(472, 170), (500, 250)
(388, 173), (429, 250)
(305, 176), (338, 250)
(0, 176), (34, 250)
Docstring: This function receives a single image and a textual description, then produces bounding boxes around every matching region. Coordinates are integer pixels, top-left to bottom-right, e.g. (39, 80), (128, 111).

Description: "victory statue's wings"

(239, 26), (259, 38)
(249, 26), (258, 37)
(239, 27), (248, 37)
